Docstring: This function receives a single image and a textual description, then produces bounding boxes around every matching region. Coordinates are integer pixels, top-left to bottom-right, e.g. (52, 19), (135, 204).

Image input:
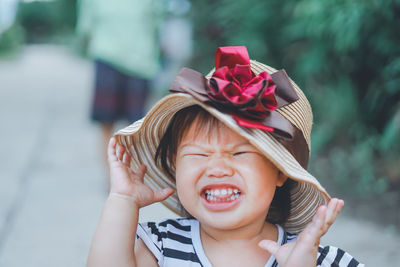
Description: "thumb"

(153, 188), (175, 203)
(259, 240), (281, 256)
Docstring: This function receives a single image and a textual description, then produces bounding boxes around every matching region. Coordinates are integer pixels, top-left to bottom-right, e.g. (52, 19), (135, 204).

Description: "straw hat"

(115, 46), (330, 234)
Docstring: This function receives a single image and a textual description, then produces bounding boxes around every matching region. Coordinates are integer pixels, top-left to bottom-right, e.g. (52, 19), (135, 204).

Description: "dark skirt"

(91, 60), (150, 123)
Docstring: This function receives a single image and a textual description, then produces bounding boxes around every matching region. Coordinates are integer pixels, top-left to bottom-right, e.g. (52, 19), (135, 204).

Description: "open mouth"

(200, 184), (243, 211)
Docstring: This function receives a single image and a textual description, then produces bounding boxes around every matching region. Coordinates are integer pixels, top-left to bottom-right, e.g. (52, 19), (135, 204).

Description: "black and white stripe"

(137, 218), (364, 267)
(137, 218), (203, 266)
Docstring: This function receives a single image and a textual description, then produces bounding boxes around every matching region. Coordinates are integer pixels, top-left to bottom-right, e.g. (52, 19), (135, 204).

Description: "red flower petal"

(231, 64), (253, 85)
(263, 84), (276, 95)
(258, 71), (273, 83)
(210, 48), (280, 127)
(211, 77), (232, 94)
(213, 66), (233, 81)
(215, 46), (250, 69)
(222, 83), (251, 104)
(241, 80), (265, 98)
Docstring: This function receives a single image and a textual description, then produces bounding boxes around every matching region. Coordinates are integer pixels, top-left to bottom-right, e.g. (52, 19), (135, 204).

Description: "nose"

(205, 156), (234, 178)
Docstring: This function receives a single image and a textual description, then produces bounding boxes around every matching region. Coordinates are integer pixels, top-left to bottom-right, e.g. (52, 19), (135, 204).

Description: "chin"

(201, 216), (242, 230)
(197, 208), (256, 229)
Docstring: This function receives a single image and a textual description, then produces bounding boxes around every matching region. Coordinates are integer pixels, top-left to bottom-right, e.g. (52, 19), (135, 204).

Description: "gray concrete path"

(0, 45), (398, 266)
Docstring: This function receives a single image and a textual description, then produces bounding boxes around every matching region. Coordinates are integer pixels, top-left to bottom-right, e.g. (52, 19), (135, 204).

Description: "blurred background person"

(76, 0), (164, 185)
(152, 0), (192, 101)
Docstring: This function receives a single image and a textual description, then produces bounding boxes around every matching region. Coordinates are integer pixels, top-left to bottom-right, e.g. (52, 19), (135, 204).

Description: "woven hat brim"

(115, 93), (330, 234)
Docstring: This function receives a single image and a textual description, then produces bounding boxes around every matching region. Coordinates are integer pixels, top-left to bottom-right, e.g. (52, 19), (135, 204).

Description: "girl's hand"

(107, 137), (174, 208)
(259, 198), (344, 267)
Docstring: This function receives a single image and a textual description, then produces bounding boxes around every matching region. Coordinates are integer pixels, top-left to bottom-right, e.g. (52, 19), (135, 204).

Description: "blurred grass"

(0, 24), (25, 58)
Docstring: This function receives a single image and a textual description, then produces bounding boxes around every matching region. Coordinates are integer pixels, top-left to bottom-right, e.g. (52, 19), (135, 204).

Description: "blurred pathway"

(0, 45), (398, 266)
(0, 45), (105, 266)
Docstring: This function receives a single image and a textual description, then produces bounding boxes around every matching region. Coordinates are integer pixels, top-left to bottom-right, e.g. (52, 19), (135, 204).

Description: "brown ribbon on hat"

(170, 68), (310, 169)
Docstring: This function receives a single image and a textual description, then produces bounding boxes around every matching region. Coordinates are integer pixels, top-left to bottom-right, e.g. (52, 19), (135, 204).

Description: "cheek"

(175, 173), (191, 210)
(246, 177), (277, 217)
(247, 178), (276, 201)
(175, 156), (206, 181)
(175, 167), (190, 196)
(240, 157), (279, 199)
(175, 158), (204, 200)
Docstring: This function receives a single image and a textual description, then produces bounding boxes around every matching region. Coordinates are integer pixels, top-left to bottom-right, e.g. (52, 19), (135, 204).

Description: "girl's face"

(175, 120), (287, 230)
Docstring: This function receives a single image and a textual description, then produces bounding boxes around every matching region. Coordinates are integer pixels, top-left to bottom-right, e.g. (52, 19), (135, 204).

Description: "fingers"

(293, 205), (325, 254)
(122, 149), (131, 165)
(109, 138), (132, 166)
(297, 198), (344, 249)
(258, 240), (281, 256)
(323, 198), (344, 233)
(108, 137), (149, 179)
(107, 137), (118, 162)
(153, 188), (175, 203)
(308, 205), (327, 243)
(117, 144), (125, 161)
(135, 164), (147, 182)
(108, 137), (128, 163)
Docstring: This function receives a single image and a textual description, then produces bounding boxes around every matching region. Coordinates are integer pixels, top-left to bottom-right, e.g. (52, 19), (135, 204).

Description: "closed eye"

(233, 151), (251, 156)
(184, 153), (209, 158)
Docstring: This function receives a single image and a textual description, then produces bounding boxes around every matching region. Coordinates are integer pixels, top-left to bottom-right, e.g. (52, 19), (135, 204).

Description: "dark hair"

(155, 105), (297, 224)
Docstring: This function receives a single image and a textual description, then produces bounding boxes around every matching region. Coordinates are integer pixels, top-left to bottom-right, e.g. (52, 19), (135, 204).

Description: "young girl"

(87, 46), (363, 267)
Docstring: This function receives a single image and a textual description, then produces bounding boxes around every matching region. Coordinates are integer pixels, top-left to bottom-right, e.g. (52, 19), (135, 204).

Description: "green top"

(76, 0), (163, 79)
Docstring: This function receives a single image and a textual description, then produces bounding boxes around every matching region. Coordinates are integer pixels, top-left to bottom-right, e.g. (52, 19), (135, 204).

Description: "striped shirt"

(137, 218), (364, 267)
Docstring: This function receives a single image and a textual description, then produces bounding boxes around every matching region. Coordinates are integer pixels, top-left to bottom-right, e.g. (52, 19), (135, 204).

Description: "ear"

(276, 171), (288, 187)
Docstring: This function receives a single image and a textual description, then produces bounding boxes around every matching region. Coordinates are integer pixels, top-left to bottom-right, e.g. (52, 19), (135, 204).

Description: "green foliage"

(0, 24), (25, 57)
(189, 0), (400, 213)
(16, 0), (77, 43)
(311, 137), (389, 197)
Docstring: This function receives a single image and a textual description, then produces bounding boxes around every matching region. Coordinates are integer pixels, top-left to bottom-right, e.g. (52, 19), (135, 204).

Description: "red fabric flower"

(207, 46), (278, 131)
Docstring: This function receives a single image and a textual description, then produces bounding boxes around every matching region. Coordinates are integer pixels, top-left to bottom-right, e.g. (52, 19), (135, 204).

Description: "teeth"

(207, 195), (216, 201)
(204, 187), (241, 202)
(204, 188), (240, 196)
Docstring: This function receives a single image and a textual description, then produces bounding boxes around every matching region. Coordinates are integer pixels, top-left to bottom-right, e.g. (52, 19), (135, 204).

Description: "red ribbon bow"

(171, 46), (299, 137)
(169, 46), (309, 168)
(209, 47), (280, 131)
